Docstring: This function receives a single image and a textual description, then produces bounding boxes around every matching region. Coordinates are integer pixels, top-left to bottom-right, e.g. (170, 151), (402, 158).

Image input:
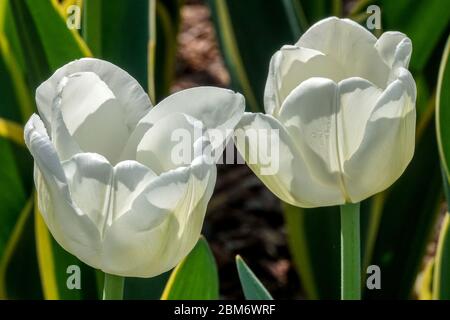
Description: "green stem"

(102, 273), (124, 300)
(340, 202), (361, 300)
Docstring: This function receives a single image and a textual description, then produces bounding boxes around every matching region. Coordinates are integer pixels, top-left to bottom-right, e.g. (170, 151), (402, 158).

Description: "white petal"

(265, 46), (343, 116)
(50, 102), (81, 161)
(55, 72), (131, 164)
(36, 58), (151, 131)
(296, 17), (389, 88)
(101, 157), (216, 277)
(375, 31), (412, 70)
(278, 77), (370, 203)
(62, 153), (114, 233)
(62, 155), (158, 234)
(343, 68), (416, 202)
(113, 160), (158, 221)
(278, 77), (341, 175)
(135, 113), (206, 174)
(337, 77), (383, 161)
(122, 87), (245, 161)
(277, 77), (385, 202)
(24, 114), (101, 267)
(234, 112), (344, 208)
(264, 50), (283, 116)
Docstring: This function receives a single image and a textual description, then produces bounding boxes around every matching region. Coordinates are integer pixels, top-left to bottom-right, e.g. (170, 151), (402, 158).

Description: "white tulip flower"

(234, 17), (416, 208)
(25, 58), (244, 277)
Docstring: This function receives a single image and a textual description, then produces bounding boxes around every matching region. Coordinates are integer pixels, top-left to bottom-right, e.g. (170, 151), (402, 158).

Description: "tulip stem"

(102, 273), (124, 300)
(340, 202), (361, 300)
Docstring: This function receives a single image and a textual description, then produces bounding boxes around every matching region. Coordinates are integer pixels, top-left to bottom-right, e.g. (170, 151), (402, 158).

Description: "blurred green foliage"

(434, 34), (450, 300)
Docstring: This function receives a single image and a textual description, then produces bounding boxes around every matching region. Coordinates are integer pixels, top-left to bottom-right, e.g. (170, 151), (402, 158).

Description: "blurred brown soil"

(171, 0), (302, 299)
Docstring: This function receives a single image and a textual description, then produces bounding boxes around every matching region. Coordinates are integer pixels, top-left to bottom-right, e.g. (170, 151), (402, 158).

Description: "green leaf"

(9, 0), (91, 89)
(83, 0), (181, 102)
(433, 34), (450, 300)
(25, 0), (91, 70)
(0, 34), (34, 121)
(0, 128), (35, 299)
(236, 255), (273, 300)
(0, 198), (42, 299)
(0, 0), (34, 122)
(418, 258), (434, 300)
(0, 22), (36, 296)
(154, 0), (181, 101)
(433, 213), (450, 299)
(283, 204), (340, 299)
(83, 0), (148, 89)
(436, 35), (450, 183)
(161, 237), (219, 300)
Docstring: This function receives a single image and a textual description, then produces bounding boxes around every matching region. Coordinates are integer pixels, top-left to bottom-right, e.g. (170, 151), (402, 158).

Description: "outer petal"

(343, 68), (416, 202)
(36, 58), (151, 131)
(121, 87), (244, 161)
(50, 100), (81, 161)
(277, 77), (383, 202)
(24, 114), (101, 267)
(278, 77), (341, 177)
(264, 50), (283, 116)
(375, 31), (412, 70)
(62, 153), (114, 232)
(112, 161), (158, 222)
(62, 155), (158, 234)
(264, 46), (342, 116)
(337, 77), (383, 162)
(101, 156), (216, 277)
(234, 112), (345, 208)
(296, 17), (389, 89)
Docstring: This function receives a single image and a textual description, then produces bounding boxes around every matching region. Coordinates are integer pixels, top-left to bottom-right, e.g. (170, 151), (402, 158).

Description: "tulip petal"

(122, 87), (245, 161)
(36, 58), (151, 131)
(50, 102), (81, 161)
(278, 77), (341, 175)
(234, 112), (345, 208)
(62, 153), (114, 232)
(265, 46), (343, 116)
(279, 77), (375, 202)
(343, 68), (416, 202)
(135, 113), (208, 174)
(337, 77), (383, 161)
(54, 71), (132, 164)
(62, 155), (159, 233)
(264, 50), (283, 116)
(296, 17), (389, 89)
(375, 31), (412, 70)
(101, 157), (216, 277)
(113, 160), (158, 221)
(24, 114), (102, 267)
